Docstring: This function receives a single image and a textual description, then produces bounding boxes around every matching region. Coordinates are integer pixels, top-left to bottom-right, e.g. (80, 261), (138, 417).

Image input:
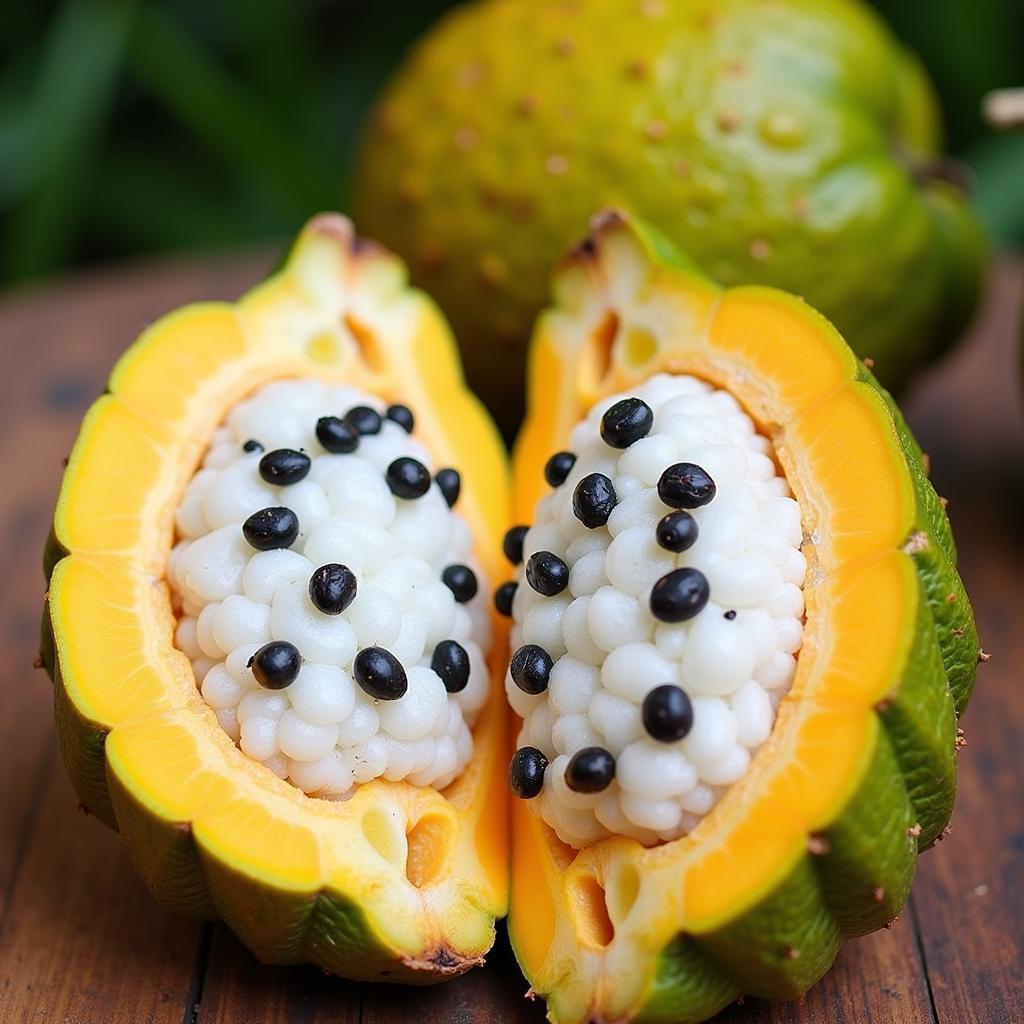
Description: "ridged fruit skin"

(507, 211), (978, 1023)
(40, 214), (511, 984)
(354, 0), (986, 434)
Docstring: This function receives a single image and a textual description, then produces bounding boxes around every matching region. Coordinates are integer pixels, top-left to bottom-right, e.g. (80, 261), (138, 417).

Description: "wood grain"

(0, 251), (1019, 1023)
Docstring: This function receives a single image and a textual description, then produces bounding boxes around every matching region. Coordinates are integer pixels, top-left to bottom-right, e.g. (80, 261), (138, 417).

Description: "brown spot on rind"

(907, 823), (922, 838)
(516, 94), (539, 116)
(873, 886), (886, 902)
(626, 58), (649, 79)
(748, 238), (771, 261)
(545, 154), (569, 175)
(644, 119), (668, 141)
(807, 835), (830, 856)
(453, 127), (479, 152)
(553, 37), (576, 57)
(401, 947), (485, 977)
(863, 356), (875, 368)
(716, 109), (741, 132)
(785, 946), (801, 960)
(901, 531), (929, 555)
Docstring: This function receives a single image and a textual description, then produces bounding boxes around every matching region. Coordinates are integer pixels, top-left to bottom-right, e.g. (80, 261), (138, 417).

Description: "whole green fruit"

(354, 0), (985, 434)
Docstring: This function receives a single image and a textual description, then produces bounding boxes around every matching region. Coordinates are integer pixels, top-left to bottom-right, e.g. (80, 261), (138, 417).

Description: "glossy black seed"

(386, 403), (414, 433)
(242, 507), (299, 551)
(248, 640), (301, 689)
(503, 525), (529, 565)
(526, 551), (569, 596)
(308, 563), (357, 615)
(572, 472), (617, 528)
(655, 510), (699, 552)
(642, 684), (694, 743)
(316, 416), (359, 454)
(649, 567), (710, 623)
(494, 581), (517, 617)
(510, 644), (553, 694)
(600, 397), (653, 448)
(442, 564), (478, 603)
(435, 468), (461, 507)
(386, 456), (432, 499)
(258, 448), (310, 485)
(353, 646), (407, 700)
(544, 450), (576, 487)
(345, 405), (383, 435)
(657, 462), (716, 509)
(431, 639), (470, 693)
(243, 438), (264, 453)
(565, 746), (616, 793)
(724, 609), (737, 620)
(509, 746), (548, 799)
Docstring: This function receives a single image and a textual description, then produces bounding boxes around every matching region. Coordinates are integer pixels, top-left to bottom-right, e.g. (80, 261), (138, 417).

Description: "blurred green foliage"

(1, 0), (1021, 286)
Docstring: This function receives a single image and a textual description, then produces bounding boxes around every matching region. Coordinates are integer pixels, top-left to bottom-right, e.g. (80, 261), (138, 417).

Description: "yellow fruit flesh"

(510, 213), (921, 1011)
(48, 215), (510, 973)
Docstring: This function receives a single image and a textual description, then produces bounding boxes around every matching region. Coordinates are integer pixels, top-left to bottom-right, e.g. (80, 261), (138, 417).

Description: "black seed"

(386, 403), (415, 433)
(572, 472), (617, 528)
(649, 567), (710, 623)
(526, 551), (569, 596)
(248, 640), (301, 689)
(258, 448), (310, 485)
(345, 405), (383, 435)
(431, 639), (470, 693)
(442, 564), (478, 603)
(242, 506), (299, 551)
(243, 438), (264, 453)
(724, 609), (737, 620)
(600, 397), (653, 448)
(565, 746), (616, 793)
(503, 525), (529, 565)
(510, 644), (553, 694)
(494, 581), (517, 616)
(642, 684), (694, 742)
(316, 416), (359, 454)
(435, 468), (461, 507)
(544, 450), (576, 487)
(655, 510), (699, 552)
(386, 456), (431, 499)
(308, 563), (357, 615)
(509, 746), (548, 799)
(657, 462), (716, 509)
(353, 646), (408, 700)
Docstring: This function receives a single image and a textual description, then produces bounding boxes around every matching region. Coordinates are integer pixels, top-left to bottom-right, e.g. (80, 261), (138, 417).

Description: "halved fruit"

(41, 214), (510, 982)
(508, 211), (977, 1022)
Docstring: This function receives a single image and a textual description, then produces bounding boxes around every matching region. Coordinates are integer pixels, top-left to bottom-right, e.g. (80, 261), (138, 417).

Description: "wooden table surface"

(1, 250), (1021, 1024)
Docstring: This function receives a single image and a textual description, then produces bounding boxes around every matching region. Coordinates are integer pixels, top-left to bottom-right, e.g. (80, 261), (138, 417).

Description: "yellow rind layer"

(509, 210), (976, 1022)
(42, 214), (511, 982)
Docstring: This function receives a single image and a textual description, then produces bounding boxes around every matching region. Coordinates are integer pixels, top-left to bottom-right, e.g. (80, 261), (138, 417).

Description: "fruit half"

(508, 210), (977, 1022)
(40, 214), (510, 982)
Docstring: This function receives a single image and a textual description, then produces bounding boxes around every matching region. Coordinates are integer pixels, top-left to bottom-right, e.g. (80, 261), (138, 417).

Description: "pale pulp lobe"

(505, 374), (805, 848)
(169, 378), (491, 797)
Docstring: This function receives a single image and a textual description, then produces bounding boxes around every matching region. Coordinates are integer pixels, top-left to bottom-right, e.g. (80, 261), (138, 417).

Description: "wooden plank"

(0, 764), (203, 1024)
(899, 262), (1024, 1024)
(0, 253), (271, 1024)
(0, 252), (1019, 1023)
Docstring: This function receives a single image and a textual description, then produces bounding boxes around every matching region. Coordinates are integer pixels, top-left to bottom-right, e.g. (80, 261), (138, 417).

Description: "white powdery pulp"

(508, 374), (805, 848)
(168, 378), (491, 797)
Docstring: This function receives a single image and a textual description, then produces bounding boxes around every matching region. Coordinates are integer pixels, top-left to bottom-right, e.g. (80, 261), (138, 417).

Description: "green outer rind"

(518, 213), (977, 1023)
(354, 0), (986, 434)
(38, 236), (503, 986)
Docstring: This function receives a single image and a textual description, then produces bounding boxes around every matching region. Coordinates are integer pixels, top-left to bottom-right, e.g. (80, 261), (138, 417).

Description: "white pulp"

(509, 374), (805, 847)
(168, 378), (490, 797)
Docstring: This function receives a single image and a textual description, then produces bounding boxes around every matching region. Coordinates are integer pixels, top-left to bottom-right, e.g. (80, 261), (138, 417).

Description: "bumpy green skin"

(354, 0), (985, 434)
(523, 216), (978, 1023)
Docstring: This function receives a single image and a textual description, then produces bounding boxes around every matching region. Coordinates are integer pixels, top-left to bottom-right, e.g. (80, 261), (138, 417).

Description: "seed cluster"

(168, 378), (491, 797)
(503, 374), (806, 848)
